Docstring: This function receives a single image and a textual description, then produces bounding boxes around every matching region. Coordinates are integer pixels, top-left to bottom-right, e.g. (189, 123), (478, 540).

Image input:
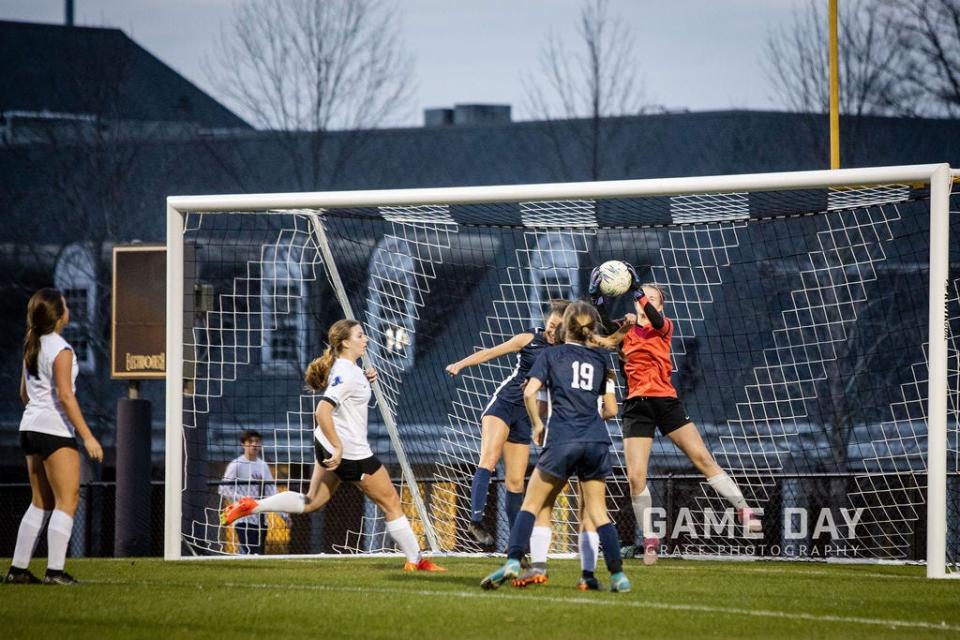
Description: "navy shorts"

(481, 397), (532, 445)
(314, 441), (383, 483)
(20, 431), (78, 460)
(622, 396), (691, 438)
(537, 441), (612, 481)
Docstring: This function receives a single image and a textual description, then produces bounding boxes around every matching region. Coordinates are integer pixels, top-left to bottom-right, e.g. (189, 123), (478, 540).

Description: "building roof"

(0, 20), (250, 129)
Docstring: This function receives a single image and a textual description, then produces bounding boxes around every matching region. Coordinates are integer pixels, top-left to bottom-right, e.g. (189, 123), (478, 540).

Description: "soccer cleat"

(512, 567), (547, 588)
(42, 570), (78, 585)
(468, 522), (494, 547)
(609, 571), (631, 593)
(642, 536), (659, 566)
(4, 567), (41, 584)
(576, 576), (601, 591)
(480, 559), (520, 590)
(738, 507), (763, 534)
(221, 496), (258, 526)
(403, 558), (447, 572)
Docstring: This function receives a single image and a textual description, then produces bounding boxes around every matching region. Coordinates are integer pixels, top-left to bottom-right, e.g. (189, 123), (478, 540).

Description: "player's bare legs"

(668, 423), (761, 533)
(469, 416), (509, 546)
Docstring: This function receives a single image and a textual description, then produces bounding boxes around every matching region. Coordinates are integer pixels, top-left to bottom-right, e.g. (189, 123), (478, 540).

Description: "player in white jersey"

(222, 319), (445, 572)
(219, 429), (286, 554)
(4, 288), (103, 586)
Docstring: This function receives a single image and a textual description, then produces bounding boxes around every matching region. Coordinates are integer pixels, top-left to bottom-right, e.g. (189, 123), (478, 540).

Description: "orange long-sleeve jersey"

(621, 316), (676, 398)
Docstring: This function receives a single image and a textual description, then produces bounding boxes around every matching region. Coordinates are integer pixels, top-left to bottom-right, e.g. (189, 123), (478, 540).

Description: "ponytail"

(305, 319), (360, 391)
(560, 301), (601, 345)
(23, 288), (65, 378)
(305, 347), (337, 391)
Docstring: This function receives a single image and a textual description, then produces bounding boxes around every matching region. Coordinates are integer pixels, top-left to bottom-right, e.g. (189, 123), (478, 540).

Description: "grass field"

(2, 556), (960, 639)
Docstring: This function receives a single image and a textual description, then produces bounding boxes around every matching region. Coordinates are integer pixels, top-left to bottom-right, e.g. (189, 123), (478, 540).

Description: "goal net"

(164, 164), (957, 578)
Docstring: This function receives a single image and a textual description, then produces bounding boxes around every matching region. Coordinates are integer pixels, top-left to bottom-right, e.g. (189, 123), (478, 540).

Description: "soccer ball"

(596, 260), (633, 297)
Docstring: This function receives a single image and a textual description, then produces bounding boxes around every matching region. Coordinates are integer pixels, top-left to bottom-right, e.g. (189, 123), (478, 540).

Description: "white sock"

(707, 472), (748, 510)
(631, 487), (656, 539)
(579, 530), (599, 572)
(385, 515), (421, 563)
(46, 510), (73, 571)
(12, 504), (51, 569)
(529, 526), (552, 564)
(252, 492), (305, 514)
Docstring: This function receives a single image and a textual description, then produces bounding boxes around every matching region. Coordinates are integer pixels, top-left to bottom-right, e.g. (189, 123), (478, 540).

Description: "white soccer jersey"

(20, 332), (78, 438)
(219, 456), (277, 525)
(314, 358), (373, 460)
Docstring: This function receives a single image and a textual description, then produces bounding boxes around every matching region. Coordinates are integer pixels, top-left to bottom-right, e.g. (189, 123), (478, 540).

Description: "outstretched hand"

(588, 266), (605, 306)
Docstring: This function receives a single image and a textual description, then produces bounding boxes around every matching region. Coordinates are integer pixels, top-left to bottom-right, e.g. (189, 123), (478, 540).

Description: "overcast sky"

(2, 0), (811, 127)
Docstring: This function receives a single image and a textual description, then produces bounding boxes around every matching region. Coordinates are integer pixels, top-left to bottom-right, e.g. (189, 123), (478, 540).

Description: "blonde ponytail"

(305, 318), (361, 391)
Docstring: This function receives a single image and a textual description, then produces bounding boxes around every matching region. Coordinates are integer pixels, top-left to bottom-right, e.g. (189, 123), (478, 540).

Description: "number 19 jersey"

(527, 343), (613, 447)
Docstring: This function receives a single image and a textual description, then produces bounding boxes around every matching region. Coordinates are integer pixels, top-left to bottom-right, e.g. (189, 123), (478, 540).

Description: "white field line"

(87, 579), (960, 633)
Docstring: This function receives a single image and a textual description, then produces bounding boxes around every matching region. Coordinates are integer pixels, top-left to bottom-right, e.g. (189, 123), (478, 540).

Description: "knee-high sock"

(46, 510), (73, 572)
(470, 468), (492, 524)
(385, 515), (421, 563)
(596, 522), (623, 575)
(529, 525), (552, 564)
(579, 530), (600, 572)
(505, 491), (523, 532)
(253, 492), (305, 514)
(12, 504), (51, 569)
(707, 472), (748, 510)
(631, 486), (655, 539)
(506, 510), (535, 560)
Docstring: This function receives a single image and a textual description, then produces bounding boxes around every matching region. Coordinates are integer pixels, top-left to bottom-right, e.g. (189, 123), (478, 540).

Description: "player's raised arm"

(445, 332), (534, 376)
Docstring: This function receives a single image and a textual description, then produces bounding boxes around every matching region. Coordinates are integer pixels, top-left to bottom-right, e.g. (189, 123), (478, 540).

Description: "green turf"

(2, 557), (959, 639)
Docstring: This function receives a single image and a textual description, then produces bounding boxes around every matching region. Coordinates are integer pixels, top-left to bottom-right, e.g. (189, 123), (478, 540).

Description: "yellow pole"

(829, 0), (840, 169)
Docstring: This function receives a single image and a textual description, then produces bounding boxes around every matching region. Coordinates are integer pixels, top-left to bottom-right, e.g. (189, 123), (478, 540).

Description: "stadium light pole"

(829, 0), (840, 169)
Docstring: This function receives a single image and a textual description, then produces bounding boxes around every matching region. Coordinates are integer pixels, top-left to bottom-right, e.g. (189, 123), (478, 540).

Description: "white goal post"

(165, 163), (954, 578)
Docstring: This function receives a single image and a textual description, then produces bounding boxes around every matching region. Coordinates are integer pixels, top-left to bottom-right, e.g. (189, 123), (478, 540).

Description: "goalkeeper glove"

(588, 266), (605, 306)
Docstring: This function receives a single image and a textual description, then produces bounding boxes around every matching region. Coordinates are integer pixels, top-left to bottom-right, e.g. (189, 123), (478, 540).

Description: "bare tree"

(209, 0), (413, 190)
(764, 0), (909, 119)
(888, 0), (960, 117)
(524, 0), (656, 180)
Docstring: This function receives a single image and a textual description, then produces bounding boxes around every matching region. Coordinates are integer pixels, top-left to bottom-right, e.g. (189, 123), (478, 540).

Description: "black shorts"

(622, 396), (691, 438)
(20, 431), (78, 459)
(314, 441), (383, 483)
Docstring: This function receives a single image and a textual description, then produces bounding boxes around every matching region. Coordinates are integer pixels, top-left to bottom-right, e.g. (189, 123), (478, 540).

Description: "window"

(260, 245), (306, 367)
(54, 244), (97, 372)
(367, 236), (416, 371)
(528, 232), (580, 324)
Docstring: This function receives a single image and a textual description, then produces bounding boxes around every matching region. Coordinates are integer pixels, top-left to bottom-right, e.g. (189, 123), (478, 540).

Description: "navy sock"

(582, 569), (595, 579)
(505, 491), (523, 532)
(597, 522), (623, 574)
(507, 510), (536, 560)
(470, 468), (492, 524)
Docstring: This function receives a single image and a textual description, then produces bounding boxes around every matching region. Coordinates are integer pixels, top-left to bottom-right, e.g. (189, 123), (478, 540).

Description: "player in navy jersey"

(446, 300), (569, 546)
(481, 301), (631, 593)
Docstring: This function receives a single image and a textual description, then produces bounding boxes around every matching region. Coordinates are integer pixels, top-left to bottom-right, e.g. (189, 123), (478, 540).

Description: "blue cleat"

(480, 559), (521, 590)
(609, 571), (631, 593)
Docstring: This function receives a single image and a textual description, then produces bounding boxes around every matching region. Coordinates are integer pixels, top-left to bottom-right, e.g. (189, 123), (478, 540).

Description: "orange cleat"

(512, 568), (547, 587)
(404, 558), (447, 572)
(642, 536), (659, 566)
(221, 496), (257, 525)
